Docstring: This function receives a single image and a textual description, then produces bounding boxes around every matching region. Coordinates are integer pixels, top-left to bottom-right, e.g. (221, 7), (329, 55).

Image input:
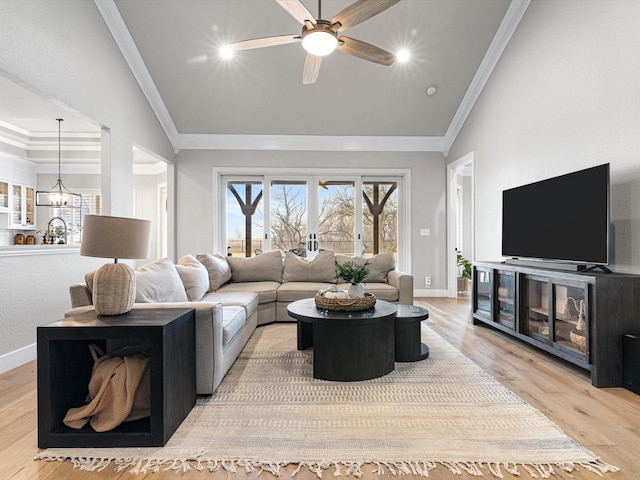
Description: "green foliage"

(456, 250), (472, 280)
(336, 261), (370, 284)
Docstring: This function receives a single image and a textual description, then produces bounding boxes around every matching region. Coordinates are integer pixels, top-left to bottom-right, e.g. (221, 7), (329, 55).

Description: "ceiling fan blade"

(302, 53), (323, 85)
(230, 34), (300, 51)
(337, 36), (396, 66)
(331, 0), (401, 31)
(275, 0), (316, 26)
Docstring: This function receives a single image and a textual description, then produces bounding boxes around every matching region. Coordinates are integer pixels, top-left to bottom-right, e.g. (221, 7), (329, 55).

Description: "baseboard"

(0, 343), (36, 375)
(414, 288), (449, 298)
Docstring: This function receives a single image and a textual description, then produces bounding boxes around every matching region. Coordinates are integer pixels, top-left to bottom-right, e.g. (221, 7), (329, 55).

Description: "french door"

(222, 173), (401, 265)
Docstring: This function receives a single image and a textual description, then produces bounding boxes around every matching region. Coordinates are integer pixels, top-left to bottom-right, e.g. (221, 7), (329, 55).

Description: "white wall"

(133, 171), (168, 263)
(0, 0), (175, 367)
(448, 0), (640, 273)
(176, 150), (447, 292)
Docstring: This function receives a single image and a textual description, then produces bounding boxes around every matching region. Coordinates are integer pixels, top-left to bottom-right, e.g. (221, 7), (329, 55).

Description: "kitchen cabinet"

(0, 179), (8, 213)
(8, 182), (35, 229)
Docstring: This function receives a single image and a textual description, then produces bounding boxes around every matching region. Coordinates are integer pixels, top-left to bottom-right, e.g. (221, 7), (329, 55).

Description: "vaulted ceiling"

(0, 0), (528, 159)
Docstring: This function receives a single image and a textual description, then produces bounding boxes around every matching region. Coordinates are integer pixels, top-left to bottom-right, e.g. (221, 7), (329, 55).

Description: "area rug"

(36, 323), (618, 478)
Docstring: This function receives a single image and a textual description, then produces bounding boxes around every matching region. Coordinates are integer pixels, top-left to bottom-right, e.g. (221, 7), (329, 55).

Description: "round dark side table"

(395, 304), (430, 362)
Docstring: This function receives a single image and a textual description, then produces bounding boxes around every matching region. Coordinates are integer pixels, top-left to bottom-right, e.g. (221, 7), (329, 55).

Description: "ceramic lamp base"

(93, 262), (136, 315)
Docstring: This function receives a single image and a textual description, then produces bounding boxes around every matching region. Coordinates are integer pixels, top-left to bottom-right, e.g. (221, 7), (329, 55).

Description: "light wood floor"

(1, 297), (638, 479)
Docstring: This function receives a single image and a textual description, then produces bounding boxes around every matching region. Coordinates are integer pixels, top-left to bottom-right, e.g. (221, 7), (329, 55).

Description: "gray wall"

(175, 149), (448, 291)
(448, 0), (640, 273)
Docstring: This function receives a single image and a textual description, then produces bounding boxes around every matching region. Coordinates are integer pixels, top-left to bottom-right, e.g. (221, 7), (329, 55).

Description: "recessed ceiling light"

(220, 45), (234, 59)
(397, 49), (410, 63)
(426, 85), (437, 96)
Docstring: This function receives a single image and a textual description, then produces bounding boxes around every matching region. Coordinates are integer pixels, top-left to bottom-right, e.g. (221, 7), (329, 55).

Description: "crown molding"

(176, 134), (445, 152)
(94, 0), (180, 147)
(442, 0), (530, 156)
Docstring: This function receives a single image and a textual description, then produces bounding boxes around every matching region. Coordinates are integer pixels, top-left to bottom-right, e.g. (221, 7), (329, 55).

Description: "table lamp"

(80, 215), (151, 315)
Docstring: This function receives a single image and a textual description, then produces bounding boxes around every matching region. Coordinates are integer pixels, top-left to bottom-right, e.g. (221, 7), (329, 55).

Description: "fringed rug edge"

(34, 452), (620, 478)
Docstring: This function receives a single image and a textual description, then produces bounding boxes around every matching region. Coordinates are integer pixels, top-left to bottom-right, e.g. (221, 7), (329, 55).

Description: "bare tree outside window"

(270, 183), (307, 253)
(226, 178), (398, 258)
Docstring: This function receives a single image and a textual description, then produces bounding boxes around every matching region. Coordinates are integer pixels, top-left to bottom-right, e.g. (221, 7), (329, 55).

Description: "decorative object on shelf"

(565, 297), (587, 351)
(80, 215), (151, 316)
(335, 260), (369, 298)
(570, 330), (587, 353)
(315, 290), (376, 311)
(36, 119), (83, 208)
(563, 297), (585, 323)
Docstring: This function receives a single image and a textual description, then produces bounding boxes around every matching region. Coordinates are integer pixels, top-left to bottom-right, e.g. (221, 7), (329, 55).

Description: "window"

(221, 172), (404, 267)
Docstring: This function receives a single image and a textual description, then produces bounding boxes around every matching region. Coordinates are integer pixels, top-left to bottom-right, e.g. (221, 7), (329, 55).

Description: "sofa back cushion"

(226, 250), (283, 283)
(135, 258), (189, 303)
(175, 254), (209, 301)
(335, 252), (396, 283)
(283, 250), (336, 283)
(197, 253), (232, 291)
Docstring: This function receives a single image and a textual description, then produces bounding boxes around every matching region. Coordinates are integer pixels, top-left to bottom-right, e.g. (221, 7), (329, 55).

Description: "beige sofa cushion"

(226, 250), (283, 283)
(362, 282), (399, 302)
(197, 253), (232, 291)
(215, 281), (279, 304)
(222, 306), (246, 345)
(283, 250), (336, 283)
(135, 258), (189, 303)
(176, 254), (209, 301)
(335, 252), (396, 283)
(276, 282), (335, 302)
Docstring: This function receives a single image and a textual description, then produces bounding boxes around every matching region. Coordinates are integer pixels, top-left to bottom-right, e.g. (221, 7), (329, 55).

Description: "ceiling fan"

(224, 0), (402, 85)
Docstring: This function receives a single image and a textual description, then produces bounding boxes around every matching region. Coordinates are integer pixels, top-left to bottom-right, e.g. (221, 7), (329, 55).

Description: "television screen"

(502, 163), (609, 265)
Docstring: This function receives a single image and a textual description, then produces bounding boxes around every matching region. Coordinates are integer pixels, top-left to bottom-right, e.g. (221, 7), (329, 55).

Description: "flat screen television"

(502, 163), (610, 266)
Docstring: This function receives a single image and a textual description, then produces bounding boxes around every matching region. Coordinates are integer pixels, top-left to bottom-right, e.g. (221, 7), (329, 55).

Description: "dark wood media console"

(472, 261), (640, 387)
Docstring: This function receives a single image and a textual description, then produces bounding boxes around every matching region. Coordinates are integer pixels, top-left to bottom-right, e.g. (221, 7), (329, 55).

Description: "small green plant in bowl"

(336, 261), (370, 284)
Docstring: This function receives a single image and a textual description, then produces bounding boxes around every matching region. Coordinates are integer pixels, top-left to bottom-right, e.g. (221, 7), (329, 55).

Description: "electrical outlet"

(425, 276), (432, 288)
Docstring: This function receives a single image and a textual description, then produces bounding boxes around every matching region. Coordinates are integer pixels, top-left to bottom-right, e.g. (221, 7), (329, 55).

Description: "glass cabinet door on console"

(495, 271), (515, 330)
(473, 266), (492, 320)
(522, 275), (549, 342)
(552, 282), (588, 360)
(522, 275), (589, 361)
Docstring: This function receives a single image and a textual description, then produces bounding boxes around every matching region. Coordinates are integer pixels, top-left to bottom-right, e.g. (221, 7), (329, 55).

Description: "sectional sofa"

(66, 250), (413, 394)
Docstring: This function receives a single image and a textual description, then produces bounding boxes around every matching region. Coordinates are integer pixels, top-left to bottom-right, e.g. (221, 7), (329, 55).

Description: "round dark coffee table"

(288, 298), (397, 382)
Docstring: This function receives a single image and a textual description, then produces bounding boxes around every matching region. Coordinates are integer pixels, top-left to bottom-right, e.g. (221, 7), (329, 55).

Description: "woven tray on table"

(314, 292), (376, 311)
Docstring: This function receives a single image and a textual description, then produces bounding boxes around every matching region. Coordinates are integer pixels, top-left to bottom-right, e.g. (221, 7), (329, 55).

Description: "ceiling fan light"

(219, 45), (234, 59)
(302, 30), (338, 57)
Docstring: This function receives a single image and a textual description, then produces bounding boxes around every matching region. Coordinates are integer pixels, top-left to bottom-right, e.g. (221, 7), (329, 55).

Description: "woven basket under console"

(314, 292), (376, 311)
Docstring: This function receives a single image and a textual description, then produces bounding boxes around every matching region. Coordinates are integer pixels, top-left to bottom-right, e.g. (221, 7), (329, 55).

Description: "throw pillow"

(134, 258), (189, 303)
(175, 254), (209, 301)
(226, 250), (283, 283)
(335, 251), (396, 283)
(283, 250), (336, 282)
(197, 253), (232, 291)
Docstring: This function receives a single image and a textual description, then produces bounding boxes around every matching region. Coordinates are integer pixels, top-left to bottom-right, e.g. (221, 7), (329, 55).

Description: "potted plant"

(456, 250), (472, 294)
(336, 261), (370, 298)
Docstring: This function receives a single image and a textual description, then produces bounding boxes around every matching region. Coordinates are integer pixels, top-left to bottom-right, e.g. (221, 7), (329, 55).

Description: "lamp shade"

(81, 215), (151, 260)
